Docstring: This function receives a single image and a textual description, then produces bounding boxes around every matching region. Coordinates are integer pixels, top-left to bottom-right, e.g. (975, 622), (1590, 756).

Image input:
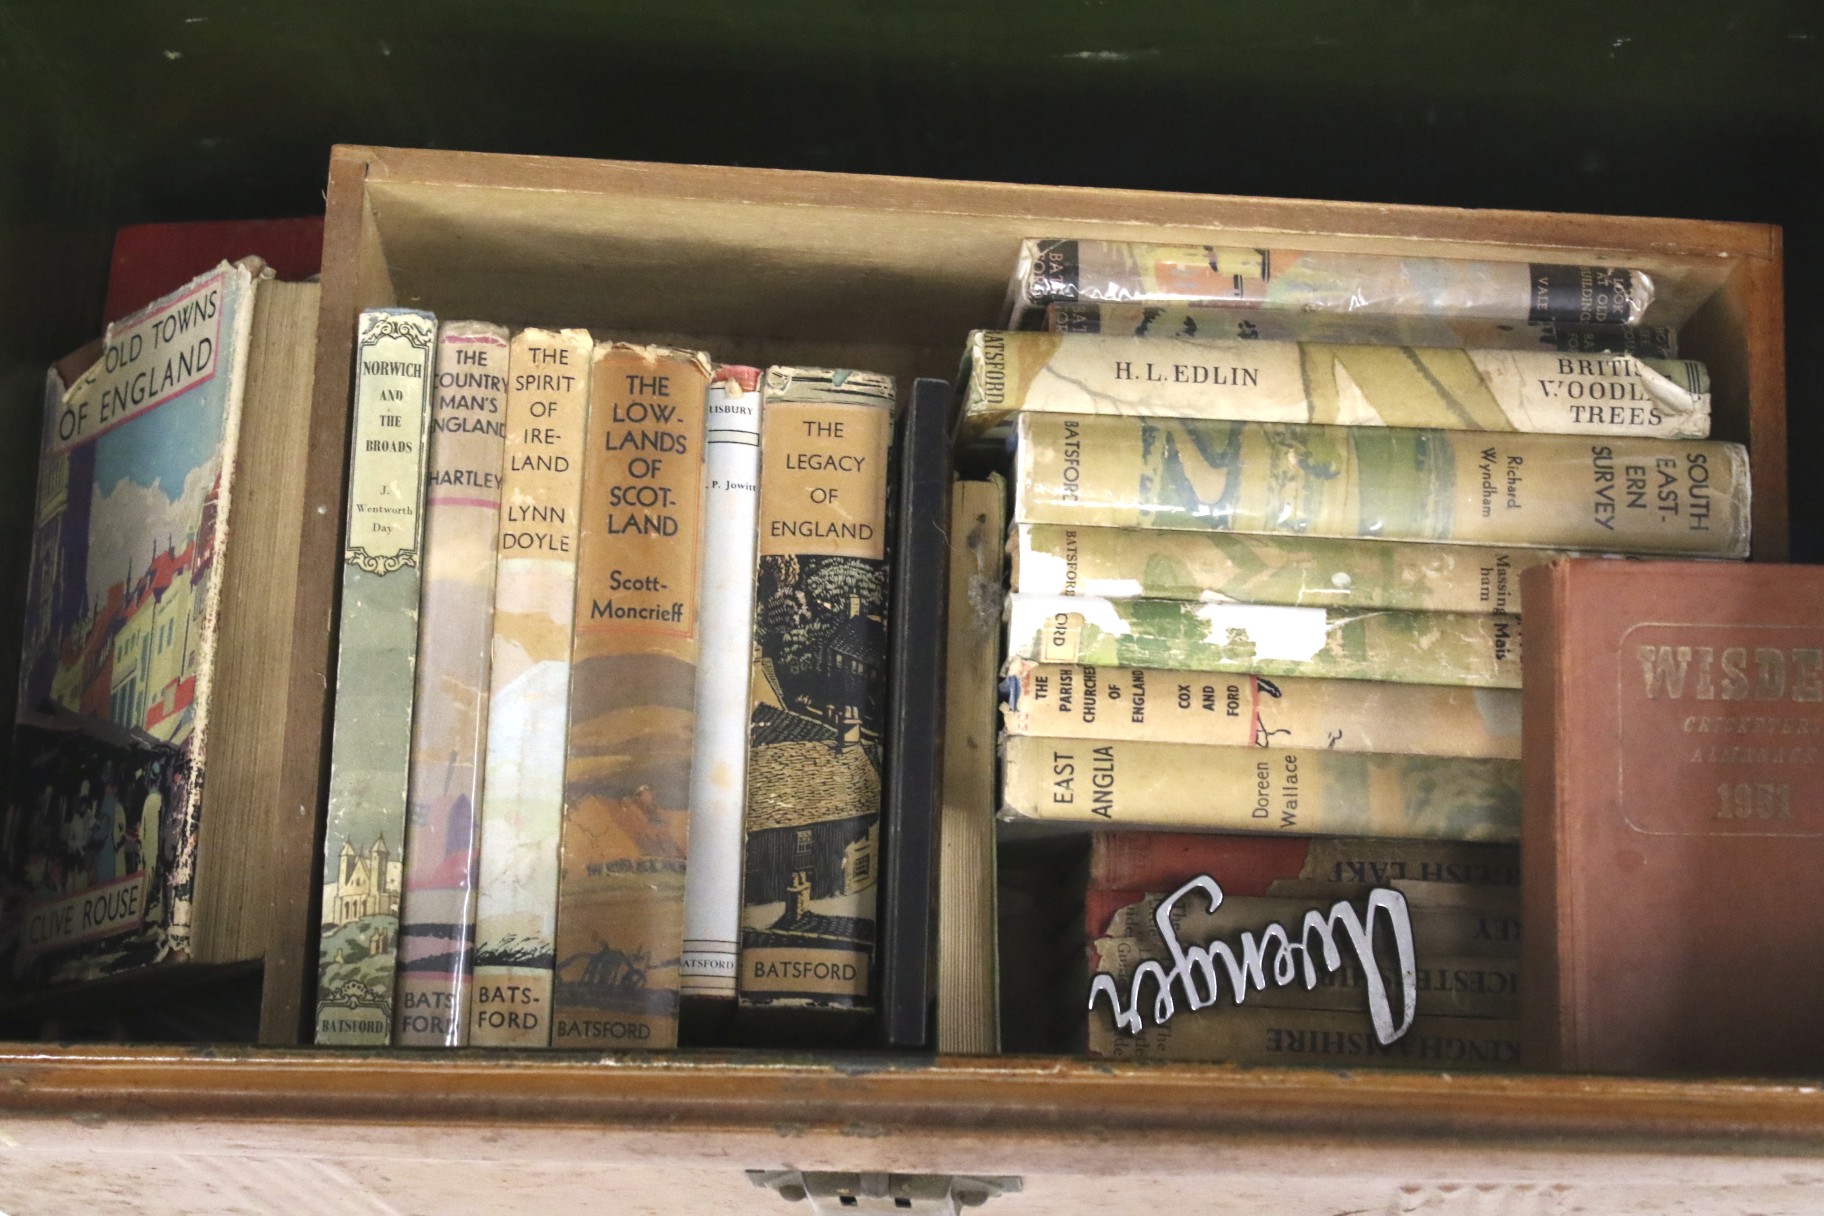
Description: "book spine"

(937, 477), (1006, 1054)
(1087, 1004), (1522, 1069)
(740, 365), (896, 1011)
(1014, 413), (1752, 558)
(1016, 238), (1652, 325)
(999, 735), (1521, 841)
(681, 365), (763, 1000)
(551, 344), (711, 1050)
(1002, 659), (1522, 759)
(1043, 301), (1677, 358)
(1011, 523), (1568, 614)
(961, 330), (1709, 439)
(470, 328), (591, 1048)
(392, 321), (508, 1047)
(315, 307), (437, 1046)
(1007, 594), (1522, 689)
(1519, 560), (1569, 1070)
(1090, 832), (1521, 895)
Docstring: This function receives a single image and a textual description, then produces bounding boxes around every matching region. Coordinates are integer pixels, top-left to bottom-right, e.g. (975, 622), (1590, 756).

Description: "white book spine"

(682, 367), (764, 998)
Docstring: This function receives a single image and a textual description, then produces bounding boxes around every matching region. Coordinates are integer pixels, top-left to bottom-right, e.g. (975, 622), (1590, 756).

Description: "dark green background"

(3, 0), (1820, 566)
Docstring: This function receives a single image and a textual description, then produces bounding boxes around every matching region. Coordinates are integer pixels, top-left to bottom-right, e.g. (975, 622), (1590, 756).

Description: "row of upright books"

(316, 313), (898, 1049)
(965, 238), (1752, 1067)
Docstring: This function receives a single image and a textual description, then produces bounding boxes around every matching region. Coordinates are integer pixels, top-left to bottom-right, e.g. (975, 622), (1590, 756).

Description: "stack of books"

(315, 313), (898, 1050)
(971, 238), (1754, 1066)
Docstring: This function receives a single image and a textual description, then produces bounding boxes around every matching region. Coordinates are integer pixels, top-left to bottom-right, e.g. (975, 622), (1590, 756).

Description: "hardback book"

(681, 365), (763, 1003)
(393, 321), (509, 1047)
(1088, 1003), (1521, 1070)
(877, 376), (954, 1047)
(959, 330), (1709, 440)
(469, 327), (591, 1048)
(2, 261), (319, 995)
(1006, 594), (1522, 688)
(1521, 559), (1824, 1075)
(1006, 238), (1652, 329)
(999, 735), (1520, 840)
(936, 477), (1005, 1055)
(1011, 523), (1569, 615)
(1014, 413), (1751, 558)
(552, 343), (711, 1050)
(1002, 659), (1522, 759)
(1089, 832), (1521, 898)
(315, 307), (438, 1045)
(740, 366), (897, 1012)
(1043, 301), (1676, 358)
(105, 217), (324, 325)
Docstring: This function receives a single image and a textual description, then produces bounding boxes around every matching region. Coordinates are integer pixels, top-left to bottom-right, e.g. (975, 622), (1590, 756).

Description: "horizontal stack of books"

(316, 313), (899, 1050)
(973, 238), (1753, 1067)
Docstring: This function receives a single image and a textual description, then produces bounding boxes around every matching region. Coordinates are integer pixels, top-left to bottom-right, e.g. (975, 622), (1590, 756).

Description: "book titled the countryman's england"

(2, 262), (261, 988)
(1014, 413), (1751, 558)
(1522, 559), (1824, 1075)
(682, 365), (763, 1001)
(316, 308), (437, 1046)
(740, 366), (896, 1012)
(551, 344), (711, 1049)
(960, 330), (1709, 440)
(393, 321), (508, 1047)
(470, 328), (591, 1048)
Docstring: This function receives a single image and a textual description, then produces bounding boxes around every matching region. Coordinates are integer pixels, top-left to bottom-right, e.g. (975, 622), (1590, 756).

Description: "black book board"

(874, 377), (953, 1049)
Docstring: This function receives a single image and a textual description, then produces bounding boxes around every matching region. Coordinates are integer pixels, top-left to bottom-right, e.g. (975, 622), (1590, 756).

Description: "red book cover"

(105, 217), (323, 323)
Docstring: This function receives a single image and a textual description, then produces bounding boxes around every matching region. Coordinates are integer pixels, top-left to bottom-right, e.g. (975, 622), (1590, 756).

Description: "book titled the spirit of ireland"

(316, 308), (436, 1046)
(740, 366), (896, 1012)
(3, 263), (258, 987)
(552, 344), (710, 1049)
(469, 328), (591, 1048)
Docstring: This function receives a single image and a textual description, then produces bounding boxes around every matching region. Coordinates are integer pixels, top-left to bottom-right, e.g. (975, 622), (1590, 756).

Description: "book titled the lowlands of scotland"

(552, 344), (711, 1050)
(1014, 413), (1752, 557)
(1006, 238), (1654, 329)
(315, 308), (437, 1046)
(740, 366), (896, 1012)
(469, 328), (591, 1047)
(2, 262), (259, 987)
(959, 329), (1709, 440)
(393, 321), (509, 1047)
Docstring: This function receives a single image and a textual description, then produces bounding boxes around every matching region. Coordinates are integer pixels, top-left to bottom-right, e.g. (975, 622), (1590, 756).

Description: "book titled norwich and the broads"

(313, 311), (897, 1050)
(981, 236), (1752, 1069)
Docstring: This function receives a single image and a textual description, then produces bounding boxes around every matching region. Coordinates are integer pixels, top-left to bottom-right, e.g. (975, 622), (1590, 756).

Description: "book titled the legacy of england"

(393, 321), (508, 1047)
(1001, 659), (1522, 759)
(682, 365), (764, 1001)
(1005, 594), (1522, 689)
(552, 343), (711, 1050)
(1000, 735), (1521, 841)
(469, 328), (591, 1048)
(1011, 523), (1570, 615)
(1042, 301), (1677, 358)
(1014, 413), (1751, 558)
(1007, 238), (1654, 329)
(741, 366), (896, 1012)
(316, 308), (437, 1046)
(960, 330), (1709, 439)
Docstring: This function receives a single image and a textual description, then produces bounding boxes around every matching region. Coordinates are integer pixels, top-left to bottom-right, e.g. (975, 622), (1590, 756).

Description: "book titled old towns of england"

(3, 263), (258, 986)
(552, 344), (710, 1050)
(741, 366), (896, 1012)
(1042, 301), (1676, 358)
(1000, 735), (1520, 840)
(1006, 594), (1522, 689)
(316, 308), (436, 1045)
(1007, 238), (1653, 329)
(469, 328), (591, 1048)
(682, 366), (764, 1001)
(1011, 524), (1568, 615)
(1001, 659), (1521, 759)
(393, 321), (508, 1047)
(959, 330), (1709, 439)
(1014, 413), (1751, 558)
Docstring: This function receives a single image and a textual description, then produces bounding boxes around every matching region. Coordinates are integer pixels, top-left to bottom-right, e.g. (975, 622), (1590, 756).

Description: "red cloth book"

(105, 217), (323, 323)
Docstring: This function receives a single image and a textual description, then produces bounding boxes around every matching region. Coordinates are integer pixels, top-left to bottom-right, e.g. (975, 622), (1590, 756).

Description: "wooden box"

(1, 146), (1813, 1214)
